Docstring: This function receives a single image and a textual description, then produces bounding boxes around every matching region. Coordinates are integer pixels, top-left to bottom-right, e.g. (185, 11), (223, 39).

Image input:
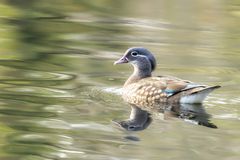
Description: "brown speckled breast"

(122, 77), (169, 106)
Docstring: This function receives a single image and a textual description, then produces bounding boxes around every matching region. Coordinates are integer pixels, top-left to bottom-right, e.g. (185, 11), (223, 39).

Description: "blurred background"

(0, 0), (239, 160)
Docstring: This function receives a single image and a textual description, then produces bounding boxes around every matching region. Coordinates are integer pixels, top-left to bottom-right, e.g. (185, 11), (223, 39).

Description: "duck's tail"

(179, 85), (221, 104)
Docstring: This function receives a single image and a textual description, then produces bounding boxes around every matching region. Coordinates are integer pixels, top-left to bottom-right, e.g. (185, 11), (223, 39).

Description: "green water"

(0, 0), (240, 159)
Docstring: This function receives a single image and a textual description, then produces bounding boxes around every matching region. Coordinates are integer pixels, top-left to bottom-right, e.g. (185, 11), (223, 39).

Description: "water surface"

(0, 0), (240, 160)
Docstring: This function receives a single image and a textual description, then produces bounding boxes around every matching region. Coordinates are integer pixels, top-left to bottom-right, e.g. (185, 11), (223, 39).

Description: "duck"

(114, 47), (221, 105)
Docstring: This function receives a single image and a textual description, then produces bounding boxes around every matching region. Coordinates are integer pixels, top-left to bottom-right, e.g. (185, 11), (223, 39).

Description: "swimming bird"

(114, 47), (220, 105)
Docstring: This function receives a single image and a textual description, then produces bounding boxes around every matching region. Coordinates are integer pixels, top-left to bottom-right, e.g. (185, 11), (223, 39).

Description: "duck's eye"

(131, 51), (138, 57)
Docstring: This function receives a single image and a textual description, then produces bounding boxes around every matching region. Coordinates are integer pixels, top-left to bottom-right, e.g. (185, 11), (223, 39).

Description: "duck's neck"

(124, 63), (152, 86)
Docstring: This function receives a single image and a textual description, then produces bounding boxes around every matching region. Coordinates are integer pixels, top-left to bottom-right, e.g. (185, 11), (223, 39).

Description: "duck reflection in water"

(113, 103), (217, 131)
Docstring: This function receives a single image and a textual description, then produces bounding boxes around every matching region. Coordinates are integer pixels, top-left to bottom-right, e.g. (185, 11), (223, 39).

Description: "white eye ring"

(131, 51), (138, 57)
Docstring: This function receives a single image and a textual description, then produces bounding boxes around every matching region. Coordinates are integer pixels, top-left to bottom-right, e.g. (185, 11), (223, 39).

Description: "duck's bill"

(114, 56), (129, 65)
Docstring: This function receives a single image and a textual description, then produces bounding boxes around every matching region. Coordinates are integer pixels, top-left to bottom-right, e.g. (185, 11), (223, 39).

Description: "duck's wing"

(123, 76), (220, 104)
(155, 76), (206, 95)
(148, 76), (221, 103)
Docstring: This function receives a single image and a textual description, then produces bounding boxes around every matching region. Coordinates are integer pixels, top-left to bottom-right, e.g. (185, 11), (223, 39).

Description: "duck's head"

(114, 47), (156, 72)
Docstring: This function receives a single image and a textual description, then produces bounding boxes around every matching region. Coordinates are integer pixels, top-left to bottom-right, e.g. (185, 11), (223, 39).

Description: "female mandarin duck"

(114, 47), (220, 105)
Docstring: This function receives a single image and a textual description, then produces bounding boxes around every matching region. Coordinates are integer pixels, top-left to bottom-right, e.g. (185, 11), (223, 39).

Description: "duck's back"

(122, 75), (220, 105)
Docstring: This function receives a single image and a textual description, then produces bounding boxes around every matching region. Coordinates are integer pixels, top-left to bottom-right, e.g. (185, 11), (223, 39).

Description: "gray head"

(114, 47), (156, 72)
